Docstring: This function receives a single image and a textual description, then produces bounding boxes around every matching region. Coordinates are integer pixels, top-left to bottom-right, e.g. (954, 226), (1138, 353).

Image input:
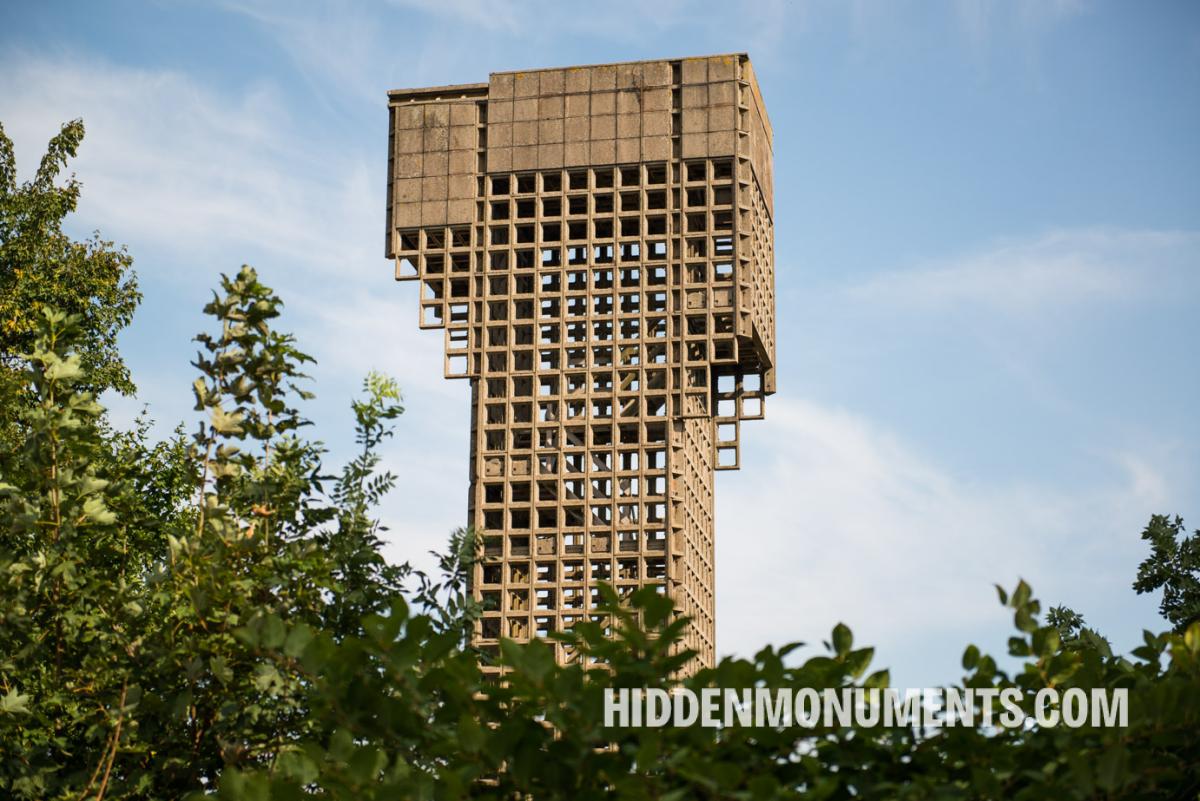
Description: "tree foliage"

(1133, 514), (1200, 632)
(0, 270), (431, 798)
(217, 581), (1200, 801)
(1, 120), (1198, 799)
(0, 120), (140, 410)
(3, 273), (1198, 801)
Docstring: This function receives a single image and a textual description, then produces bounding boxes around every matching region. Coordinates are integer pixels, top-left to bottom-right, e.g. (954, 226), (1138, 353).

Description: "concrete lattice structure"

(385, 54), (774, 672)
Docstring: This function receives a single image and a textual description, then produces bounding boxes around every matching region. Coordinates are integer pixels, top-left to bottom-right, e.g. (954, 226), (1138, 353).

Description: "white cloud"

(715, 395), (1175, 684)
(289, 288), (457, 404)
(0, 53), (375, 284)
(847, 228), (1200, 316)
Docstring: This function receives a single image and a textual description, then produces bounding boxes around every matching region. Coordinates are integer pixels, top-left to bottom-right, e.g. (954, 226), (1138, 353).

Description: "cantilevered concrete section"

(385, 54), (775, 672)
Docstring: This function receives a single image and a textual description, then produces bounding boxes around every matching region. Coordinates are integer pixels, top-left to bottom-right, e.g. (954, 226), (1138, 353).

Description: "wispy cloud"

(716, 395), (1174, 684)
(223, 0), (395, 109)
(386, 0), (525, 33)
(227, 0), (798, 100)
(0, 52), (374, 283)
(380, 0), (695, 38)
(954, 0), (1087, 59)
(847, 228), (1200, 315)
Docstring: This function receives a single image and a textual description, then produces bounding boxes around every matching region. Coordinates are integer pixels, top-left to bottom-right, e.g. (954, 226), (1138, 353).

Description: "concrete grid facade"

(384, 54), (775, 673)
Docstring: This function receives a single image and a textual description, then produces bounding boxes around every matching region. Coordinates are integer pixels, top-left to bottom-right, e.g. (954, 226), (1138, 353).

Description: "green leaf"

(218, 768), (271, 801)
(962, 644), (980, 670)
(210, 405), (245, 435)
(831, 622), (853, 656)
(210, 655), (233, 685)
(1012, 580), (1031, 609)
(844, 646), (874, 678)
(328, 728), (354, 762)
(276, 749), (320, 784)
(45, 353), (82, 381)
(0, 689), (31, 715)
(261, 614), (286, 649)
(81, 495), (116, 525)
(252, 664), (284, 693)
(864, 668), (891, 689)
(192, 377), (210, 409)
(284, 623), (313, 658)
(1184, 621), (1200, 653)
(233, 624), (259, 648)
(1094, 745), (1129, 791)
(1014, 607), (1037, 634)
(1008, 637), (1031, 657)
(1032, 627), (1061, 657)
(457, 713), (484, 753)
(348, 747), (387, 783)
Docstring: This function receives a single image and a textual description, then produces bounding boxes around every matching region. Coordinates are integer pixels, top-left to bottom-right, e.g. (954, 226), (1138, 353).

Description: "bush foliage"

(2, 122), (1198, 800)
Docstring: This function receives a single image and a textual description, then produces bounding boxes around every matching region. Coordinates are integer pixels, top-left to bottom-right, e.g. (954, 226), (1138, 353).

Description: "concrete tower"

(385, 54), (774, 673)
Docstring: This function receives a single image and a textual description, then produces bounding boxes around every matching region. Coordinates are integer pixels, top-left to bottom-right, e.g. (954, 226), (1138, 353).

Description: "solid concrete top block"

(390, 55), (768, 135)
(388, 53), (773, 216)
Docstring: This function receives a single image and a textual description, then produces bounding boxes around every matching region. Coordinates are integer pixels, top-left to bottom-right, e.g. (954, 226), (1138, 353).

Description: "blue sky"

(2, 0), (1197, 687)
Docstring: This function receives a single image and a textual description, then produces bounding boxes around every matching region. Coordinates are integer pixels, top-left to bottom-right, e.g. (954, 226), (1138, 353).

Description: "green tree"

(0, 120), (140, 409)
(1133, 514), (1200, 632)
(0, 268), (434, 798)
(0, 309), (140, 800)
(1045, 605), (1110, 653)
(1, 119), (194, 598)
(221, 577), (1200, 800)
